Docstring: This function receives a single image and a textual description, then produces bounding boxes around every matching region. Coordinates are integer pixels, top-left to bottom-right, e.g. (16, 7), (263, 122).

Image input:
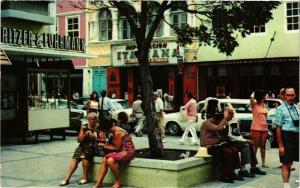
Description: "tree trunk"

(138, 55), (164, 158)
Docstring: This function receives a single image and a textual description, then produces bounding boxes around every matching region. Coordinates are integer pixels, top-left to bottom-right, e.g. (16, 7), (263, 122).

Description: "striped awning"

(0, 48), (12, 65)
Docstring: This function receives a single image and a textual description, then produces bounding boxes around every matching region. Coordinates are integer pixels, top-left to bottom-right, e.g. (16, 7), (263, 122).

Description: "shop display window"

(28, 71), (70, 111)
(27, 70), (70, 131)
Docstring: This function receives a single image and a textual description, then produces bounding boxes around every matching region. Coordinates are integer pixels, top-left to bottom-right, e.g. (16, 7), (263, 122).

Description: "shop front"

(1, 26), (90, 140)
(108, 41), (198, 110)
(198, 57), (299, 100)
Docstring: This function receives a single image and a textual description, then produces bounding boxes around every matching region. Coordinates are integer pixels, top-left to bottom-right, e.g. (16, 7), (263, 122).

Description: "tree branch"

(109, 1), (138, 36)
(145, 1), (169, 47)
(140, 1), (148, 39)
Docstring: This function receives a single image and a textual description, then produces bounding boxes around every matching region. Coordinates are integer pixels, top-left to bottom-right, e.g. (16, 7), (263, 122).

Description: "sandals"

(59, 180), (69, 186)
(78, 179), (88, 185)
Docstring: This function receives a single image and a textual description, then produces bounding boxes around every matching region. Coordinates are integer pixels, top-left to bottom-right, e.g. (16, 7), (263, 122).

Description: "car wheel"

(166, 122), (181, 136)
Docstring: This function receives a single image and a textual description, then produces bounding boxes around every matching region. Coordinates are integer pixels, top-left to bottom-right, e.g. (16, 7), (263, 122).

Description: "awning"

(0, 48), (12, 65)
(1, 44), (96, 61)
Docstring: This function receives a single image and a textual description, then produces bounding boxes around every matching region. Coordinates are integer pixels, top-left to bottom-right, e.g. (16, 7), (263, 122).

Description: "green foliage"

(175, 1), (280, 56)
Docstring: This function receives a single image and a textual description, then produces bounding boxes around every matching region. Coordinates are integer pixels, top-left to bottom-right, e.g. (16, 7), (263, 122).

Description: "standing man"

(153, 92), (165, 143)
(274, 87), (299, 188)
(131, 95), (145, 137)
(178, 92), (198, 146)
(99, 90), (115, 123)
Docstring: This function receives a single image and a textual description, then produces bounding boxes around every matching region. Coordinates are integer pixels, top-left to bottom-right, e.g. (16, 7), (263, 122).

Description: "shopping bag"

(178, 108), (187, 122)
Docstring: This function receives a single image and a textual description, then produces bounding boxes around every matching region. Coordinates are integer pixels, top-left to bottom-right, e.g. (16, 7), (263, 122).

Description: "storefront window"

(27, 70), (70, 131)
(28, 71), (69, 111)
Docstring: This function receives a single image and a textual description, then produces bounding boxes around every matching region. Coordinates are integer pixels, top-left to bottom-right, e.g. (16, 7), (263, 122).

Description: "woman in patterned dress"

(59, 112), (99, 186)
(93, 119), (135, 188)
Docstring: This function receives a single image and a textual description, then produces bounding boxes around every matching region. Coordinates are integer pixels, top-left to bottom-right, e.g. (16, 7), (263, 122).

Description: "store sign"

(112, 42), (179, 66)
(0, 27), (85, 52)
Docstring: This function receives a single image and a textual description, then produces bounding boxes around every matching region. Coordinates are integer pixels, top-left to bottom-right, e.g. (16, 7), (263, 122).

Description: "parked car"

(163, 106), (240, 136)
(197, 98), (282, 147)
(110, 99), (132, 122)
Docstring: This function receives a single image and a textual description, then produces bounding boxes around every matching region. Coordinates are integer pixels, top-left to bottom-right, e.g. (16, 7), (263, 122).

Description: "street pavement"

(1, 132), (299, 188)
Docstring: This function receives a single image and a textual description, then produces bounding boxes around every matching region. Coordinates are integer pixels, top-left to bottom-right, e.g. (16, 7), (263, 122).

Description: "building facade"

(56, 0), (88, 97)
(1, 0), (88, 138)
(85, 1), (299, 107)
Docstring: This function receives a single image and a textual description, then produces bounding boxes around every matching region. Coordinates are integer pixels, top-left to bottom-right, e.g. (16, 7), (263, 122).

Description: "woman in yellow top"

(250, 90), (268, 168)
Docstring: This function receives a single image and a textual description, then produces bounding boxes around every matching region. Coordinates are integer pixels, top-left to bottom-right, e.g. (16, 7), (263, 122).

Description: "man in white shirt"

(153, 92), (165, 143)
(99, 90), (115, 122)
(131, 95), (145, 137)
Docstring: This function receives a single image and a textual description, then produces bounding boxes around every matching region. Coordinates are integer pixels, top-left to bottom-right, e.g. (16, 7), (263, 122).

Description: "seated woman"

(93, 119), (135, 188)
(200, 108), (240, 183)
(59, 112), (99, 186)
(117, 111), (132, 133)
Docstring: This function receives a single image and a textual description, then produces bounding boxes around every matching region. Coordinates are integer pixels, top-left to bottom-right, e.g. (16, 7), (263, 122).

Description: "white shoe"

(162, 139), (166, 143)
(178, 140), (184, 145)
(190, 141), (198, 146)
(59, 180), (69, 186)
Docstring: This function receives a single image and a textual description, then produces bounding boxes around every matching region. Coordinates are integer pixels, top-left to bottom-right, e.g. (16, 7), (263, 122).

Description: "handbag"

(93, 133), (113, 156)
(285, 103), (299, 127)
(178, 108), (187, 122)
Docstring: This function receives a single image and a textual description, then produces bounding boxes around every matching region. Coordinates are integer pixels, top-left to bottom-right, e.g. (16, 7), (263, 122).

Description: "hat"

(194, 147), (212, 158)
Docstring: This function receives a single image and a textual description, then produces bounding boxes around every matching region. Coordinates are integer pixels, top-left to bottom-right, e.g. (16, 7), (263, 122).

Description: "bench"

(89, 152), (217, 188)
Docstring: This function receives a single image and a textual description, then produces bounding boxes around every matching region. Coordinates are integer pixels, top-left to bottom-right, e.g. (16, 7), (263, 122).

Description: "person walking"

(59, 113), (99, 186)
(87, 91), (100, 115)
(131, 95), (145, 137)
(153, 92), (165, 143)
(250, 90), (268, 168)
(178, 92), (198, 146)
(274, 87), (299, 188)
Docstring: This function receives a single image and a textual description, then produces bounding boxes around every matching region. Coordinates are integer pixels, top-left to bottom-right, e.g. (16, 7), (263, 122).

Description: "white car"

(197, 98), (282, 147)
(110, 99), (132, 122)
(163, 105), (240, 136)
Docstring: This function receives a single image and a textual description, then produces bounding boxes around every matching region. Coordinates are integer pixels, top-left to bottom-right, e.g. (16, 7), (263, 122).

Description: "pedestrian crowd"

(60, 88), (298, 188)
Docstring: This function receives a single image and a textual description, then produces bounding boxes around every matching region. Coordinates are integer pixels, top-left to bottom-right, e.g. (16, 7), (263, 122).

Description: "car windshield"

(112, 100), (132, 110)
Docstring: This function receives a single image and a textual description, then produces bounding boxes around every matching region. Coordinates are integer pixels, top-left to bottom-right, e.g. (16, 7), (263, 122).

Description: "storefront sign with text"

(0, 27), (85, 52)
(112, 42), (180, 66)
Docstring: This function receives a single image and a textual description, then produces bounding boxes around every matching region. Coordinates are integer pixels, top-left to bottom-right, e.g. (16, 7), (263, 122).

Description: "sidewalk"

(1, 134), (299, 188)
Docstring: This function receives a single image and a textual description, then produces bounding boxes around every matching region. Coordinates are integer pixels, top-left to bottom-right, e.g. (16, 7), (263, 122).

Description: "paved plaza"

(1, 133), (299, 188)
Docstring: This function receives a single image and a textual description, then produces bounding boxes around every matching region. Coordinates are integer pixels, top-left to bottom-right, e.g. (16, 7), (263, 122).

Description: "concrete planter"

(90, 149), (214, 188)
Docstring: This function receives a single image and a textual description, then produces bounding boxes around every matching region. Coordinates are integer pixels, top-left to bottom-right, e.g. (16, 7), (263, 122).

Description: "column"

(111, 9), (119, 40)
(163, 9), (171, 37)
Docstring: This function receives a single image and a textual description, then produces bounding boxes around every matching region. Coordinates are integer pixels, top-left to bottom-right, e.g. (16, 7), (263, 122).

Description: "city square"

(1, 1), (299, 188)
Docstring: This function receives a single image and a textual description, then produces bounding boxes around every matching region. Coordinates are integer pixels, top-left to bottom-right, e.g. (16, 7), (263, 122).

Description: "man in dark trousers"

(274, 87), (299, 188)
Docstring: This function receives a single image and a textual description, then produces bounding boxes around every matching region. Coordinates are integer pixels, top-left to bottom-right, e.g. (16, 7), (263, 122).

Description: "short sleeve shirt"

(251, 103), (268, 131)
(274, 102), (299, 132)
(155, 97), (164, 113)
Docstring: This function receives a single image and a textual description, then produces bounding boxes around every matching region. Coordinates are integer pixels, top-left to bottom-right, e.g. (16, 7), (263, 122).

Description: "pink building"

(56, 0), (86, 96)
